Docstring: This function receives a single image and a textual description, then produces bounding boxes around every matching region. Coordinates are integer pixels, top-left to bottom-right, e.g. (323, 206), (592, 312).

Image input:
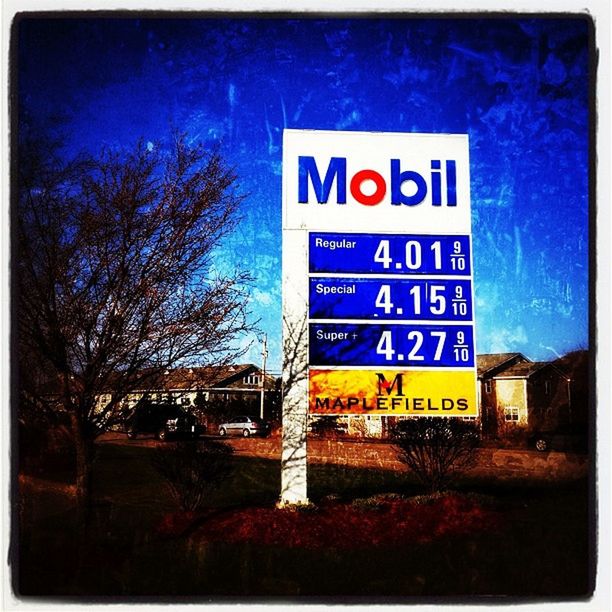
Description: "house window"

(181, 397), (191, 406)
(244, 374), (260, 386)
(484, 380), (492, 394)
(504, 406), (520, 422)
(544, 380), (551, 395)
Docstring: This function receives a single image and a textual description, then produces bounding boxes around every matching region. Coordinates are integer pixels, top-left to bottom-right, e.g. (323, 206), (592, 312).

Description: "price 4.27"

(376, 329), (472, 365)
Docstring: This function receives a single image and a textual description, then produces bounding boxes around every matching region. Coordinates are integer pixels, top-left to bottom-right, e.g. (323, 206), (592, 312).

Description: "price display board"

(309, 277), (473, 321)
(309, 233), (471, 275)
(309, 321), (475, 367)
(307, 232), (477, 415)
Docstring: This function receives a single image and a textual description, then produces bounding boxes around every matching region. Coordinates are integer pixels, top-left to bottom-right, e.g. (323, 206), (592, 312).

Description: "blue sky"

(16, 16), (591, 372)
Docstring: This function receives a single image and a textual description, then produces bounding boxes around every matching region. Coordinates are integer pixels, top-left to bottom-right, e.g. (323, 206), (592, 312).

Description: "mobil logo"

(298, 156), (458, 207)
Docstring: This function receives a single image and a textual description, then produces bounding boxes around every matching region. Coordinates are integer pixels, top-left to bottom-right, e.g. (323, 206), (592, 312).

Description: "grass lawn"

(14, 440), (594, 600)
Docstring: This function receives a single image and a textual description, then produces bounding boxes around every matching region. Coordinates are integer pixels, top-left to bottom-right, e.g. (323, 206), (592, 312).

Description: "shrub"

(151, 440), (234, 512)
(309, 416), (348, 439)
(351, 493), (404, 510)
(392, 418), (479, 493)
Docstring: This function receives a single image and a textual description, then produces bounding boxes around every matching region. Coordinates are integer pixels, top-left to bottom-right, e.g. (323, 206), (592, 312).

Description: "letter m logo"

(376, 373), (405, 396)
(298, 156), (347, 204)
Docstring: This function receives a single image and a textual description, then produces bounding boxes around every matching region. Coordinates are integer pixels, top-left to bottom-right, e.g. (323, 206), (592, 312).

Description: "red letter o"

(350, 169), (386, 206)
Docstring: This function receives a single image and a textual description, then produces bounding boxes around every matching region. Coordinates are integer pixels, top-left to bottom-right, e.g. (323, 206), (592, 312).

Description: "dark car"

(126, 401), (205, 441)
(528, 429), (587, 452)
(218, 416), (271, 437)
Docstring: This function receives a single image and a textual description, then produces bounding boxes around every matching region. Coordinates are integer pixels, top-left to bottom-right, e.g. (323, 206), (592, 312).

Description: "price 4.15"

(374, 283), (470, 318)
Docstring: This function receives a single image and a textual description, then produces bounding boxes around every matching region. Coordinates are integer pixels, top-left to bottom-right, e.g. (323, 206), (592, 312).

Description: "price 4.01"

(373, 237), (468, 273)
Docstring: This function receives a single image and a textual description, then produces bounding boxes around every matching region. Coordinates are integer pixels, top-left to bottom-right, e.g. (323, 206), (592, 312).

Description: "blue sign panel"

(309, 232), (471, 275)
(309, 323), (475, 367)
(309, 278), (473, 321)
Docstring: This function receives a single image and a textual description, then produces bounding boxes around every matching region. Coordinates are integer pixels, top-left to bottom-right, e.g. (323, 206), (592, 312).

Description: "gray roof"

(493, 361), (567, 380)
(477, 353), (525, 376)
(493, 361), (548, 379)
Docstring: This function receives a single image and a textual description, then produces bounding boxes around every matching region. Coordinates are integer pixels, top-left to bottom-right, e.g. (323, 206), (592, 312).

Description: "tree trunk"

(71, 413), (94, 521)
(70, 413), (96, 591)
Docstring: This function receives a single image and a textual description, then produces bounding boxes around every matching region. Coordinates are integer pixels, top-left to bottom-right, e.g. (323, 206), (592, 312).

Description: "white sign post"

(280, 230), (310, 506)
(281, 129), (476, 506)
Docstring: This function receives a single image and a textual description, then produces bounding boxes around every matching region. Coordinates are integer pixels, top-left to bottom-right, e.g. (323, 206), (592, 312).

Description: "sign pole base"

(279, 391), (309, 506)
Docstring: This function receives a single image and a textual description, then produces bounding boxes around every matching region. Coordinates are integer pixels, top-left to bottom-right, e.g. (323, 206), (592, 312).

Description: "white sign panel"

(283, 129), (471, 233)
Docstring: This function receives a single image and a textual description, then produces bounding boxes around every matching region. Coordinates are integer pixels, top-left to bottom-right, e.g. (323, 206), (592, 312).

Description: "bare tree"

(15, 133), (253, 511)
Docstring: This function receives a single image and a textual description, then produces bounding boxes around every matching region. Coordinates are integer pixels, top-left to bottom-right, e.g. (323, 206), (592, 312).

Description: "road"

(98, 432), (588, 483)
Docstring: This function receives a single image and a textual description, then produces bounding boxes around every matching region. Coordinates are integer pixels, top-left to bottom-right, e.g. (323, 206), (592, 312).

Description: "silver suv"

(218, 416), (271, 438)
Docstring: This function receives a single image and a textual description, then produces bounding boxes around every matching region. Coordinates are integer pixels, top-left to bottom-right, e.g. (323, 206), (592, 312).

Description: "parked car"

(528, 430), (587, 452)
(126, 402), (205, 441)
(218, 416), (271, 438)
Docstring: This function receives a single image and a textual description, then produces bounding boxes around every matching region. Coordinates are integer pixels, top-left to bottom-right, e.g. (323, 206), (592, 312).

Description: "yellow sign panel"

(309, 368), (477, 416)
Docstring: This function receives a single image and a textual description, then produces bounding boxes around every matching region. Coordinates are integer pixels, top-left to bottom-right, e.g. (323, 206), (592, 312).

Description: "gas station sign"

(283, 129), (477, 418)
(281, 129), (477, 503)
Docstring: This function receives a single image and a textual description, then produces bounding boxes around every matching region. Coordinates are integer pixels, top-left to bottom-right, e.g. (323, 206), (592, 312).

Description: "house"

(313, 352), (572, 441)
(478, 353), (571, 440)
(92, 353), (572, 439)
(96, 363), (280, 424)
